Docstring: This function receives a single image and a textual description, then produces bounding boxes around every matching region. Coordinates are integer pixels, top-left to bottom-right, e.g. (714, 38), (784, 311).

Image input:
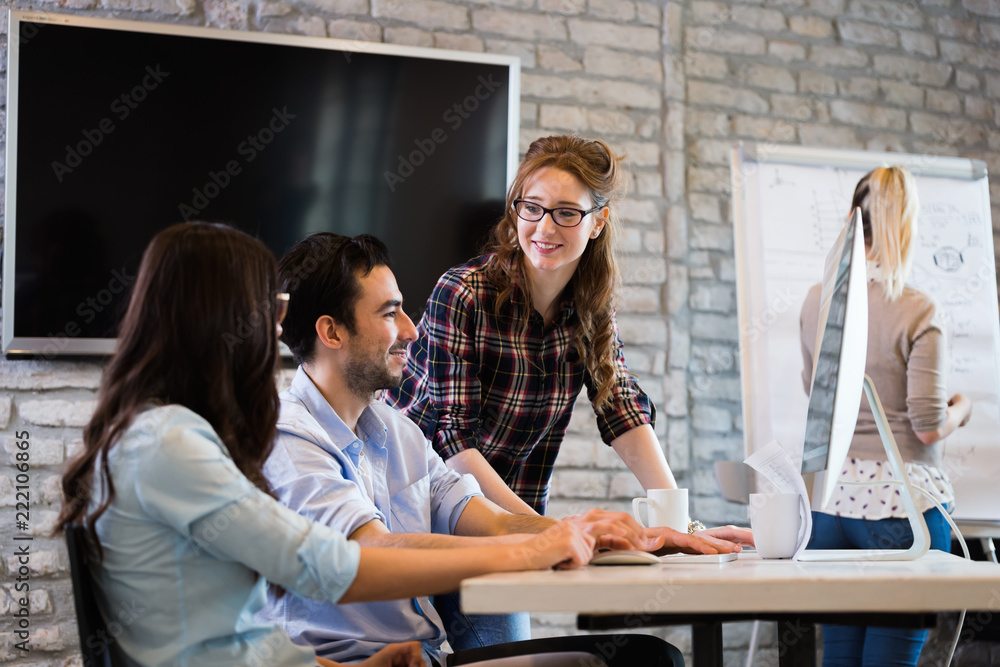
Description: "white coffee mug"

(632, 488), (688, 533)
(748, 492), (802, 559)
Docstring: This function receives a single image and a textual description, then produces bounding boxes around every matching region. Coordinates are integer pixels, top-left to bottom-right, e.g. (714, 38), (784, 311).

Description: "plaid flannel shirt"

(385, 255), (654, 513)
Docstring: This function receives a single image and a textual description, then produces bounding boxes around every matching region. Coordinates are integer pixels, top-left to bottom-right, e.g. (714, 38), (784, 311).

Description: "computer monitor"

(800, 208), (868, 500)
(798, 208), (931, 562)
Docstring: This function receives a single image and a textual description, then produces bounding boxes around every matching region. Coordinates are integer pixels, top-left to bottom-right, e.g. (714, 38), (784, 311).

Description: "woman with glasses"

(389, 135), (680, 517)
(54, 222), (602, 667)
(387, 135), (750, 648)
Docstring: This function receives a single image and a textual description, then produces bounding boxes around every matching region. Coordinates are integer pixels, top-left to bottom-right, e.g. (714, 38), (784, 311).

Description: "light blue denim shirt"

(256, 367), (483, 665)
(89, 404), (361, 667)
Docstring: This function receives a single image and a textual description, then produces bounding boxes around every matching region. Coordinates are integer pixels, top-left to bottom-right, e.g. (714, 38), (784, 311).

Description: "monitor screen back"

(801, 210), (868, 508)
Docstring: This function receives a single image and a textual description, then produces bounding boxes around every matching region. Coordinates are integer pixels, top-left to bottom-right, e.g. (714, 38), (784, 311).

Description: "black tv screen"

(4, 11), (518, 356)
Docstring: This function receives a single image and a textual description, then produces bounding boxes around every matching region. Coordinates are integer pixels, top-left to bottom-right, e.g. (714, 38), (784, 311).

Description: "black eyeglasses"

(513, 199), (602, 228)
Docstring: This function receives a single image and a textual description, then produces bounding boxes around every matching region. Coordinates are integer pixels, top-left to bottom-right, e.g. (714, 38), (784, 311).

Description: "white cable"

(913, 486), (968, 667)
(830, 481), (969, 666)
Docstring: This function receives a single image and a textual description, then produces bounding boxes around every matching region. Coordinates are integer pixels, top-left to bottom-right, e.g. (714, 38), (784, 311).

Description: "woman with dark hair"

(800, 167), (972, 666)
(55, 222), (597, 667)
(387, 136), (751, 647)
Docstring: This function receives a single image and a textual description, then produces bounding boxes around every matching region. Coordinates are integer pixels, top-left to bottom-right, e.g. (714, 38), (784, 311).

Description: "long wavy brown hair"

(484, 135), (629, 412)
(55, 222), (283, 555)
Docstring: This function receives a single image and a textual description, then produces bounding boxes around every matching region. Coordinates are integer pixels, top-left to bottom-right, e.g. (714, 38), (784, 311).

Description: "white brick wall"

(1, 0), (999, 664)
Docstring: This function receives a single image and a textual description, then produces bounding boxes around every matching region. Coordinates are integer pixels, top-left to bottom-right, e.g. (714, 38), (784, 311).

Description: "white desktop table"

(461, 551), (1000, 667)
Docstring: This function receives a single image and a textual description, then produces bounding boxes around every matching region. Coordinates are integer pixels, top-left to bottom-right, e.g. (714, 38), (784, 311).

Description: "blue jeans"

(433, 592), (531, 650)
(808, 508), (952, 667)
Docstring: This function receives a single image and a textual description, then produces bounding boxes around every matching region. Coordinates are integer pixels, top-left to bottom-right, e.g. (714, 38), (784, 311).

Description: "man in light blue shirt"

(257, 233), (577, 665)
(262, 364), (485, 665)
(257, 233), (747, 666)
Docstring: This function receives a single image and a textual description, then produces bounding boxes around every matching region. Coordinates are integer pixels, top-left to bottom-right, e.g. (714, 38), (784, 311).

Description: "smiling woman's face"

(516, 166), (607, 291)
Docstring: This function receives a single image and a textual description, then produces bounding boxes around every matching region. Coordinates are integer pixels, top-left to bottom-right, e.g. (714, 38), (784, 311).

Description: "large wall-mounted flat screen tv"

(3, 11), (519, 356)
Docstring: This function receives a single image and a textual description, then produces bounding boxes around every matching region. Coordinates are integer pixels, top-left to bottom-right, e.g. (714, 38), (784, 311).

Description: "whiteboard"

(732, 143), (1000, 522)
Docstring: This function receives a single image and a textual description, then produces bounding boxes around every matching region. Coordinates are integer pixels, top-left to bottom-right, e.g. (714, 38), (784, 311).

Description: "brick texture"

(1, 1), (998, 665)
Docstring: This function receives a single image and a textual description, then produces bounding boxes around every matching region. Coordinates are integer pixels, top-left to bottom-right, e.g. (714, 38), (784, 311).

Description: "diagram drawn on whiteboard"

(934, 246), (964, 272)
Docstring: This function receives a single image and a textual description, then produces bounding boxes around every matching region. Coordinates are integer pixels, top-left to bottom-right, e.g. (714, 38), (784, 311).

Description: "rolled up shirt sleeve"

(588, 313), (655, 444)
(423, 274), (485, 460)
(137, 421), (360, 604)
(425, 441), (483, 535)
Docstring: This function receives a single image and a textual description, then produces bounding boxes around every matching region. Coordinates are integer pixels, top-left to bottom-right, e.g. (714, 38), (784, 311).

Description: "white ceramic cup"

(748, 492), (802, 559)
(632, 488), (688, 532)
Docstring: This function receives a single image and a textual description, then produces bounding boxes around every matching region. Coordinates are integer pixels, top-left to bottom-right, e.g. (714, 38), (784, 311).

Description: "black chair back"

(65, 524), (126, 667)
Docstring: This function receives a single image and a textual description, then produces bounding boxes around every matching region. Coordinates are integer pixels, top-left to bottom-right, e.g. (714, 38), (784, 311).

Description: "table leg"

(983, 537), (998, 564)
(777, 620), (816, 667)
(691, 621), (723, 667)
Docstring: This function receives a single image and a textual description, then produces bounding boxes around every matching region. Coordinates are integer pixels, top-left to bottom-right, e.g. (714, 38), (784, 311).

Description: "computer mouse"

(589, 550), (661, 566)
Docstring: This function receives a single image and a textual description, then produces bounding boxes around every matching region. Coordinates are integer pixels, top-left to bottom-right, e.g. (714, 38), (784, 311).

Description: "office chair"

(65, 524), (126, 667)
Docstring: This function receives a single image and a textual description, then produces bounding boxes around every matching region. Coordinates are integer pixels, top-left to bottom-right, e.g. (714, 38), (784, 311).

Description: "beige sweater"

(800, 280), (949, 468)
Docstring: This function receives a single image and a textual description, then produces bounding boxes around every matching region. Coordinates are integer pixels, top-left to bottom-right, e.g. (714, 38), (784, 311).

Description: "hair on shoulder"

(57, 222), (283, 554)
(484, 135), (630, 412)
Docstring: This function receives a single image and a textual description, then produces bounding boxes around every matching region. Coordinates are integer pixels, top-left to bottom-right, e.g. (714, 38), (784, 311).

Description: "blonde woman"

(800, 166), (972, 667)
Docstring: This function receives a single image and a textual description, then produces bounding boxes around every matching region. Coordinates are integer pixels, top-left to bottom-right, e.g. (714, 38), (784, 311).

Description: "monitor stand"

(798, 374), (931, 562)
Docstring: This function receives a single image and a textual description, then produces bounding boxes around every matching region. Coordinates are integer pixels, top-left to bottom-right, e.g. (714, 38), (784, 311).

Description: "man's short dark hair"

(278, 233), (392, 365)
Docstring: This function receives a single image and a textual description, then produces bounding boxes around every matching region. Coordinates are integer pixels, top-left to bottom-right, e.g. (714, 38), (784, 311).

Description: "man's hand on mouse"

(561, 509), (666, 552)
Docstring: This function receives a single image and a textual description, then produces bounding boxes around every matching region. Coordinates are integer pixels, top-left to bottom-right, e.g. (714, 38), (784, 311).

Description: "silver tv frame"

(3, 9), (521, 356)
